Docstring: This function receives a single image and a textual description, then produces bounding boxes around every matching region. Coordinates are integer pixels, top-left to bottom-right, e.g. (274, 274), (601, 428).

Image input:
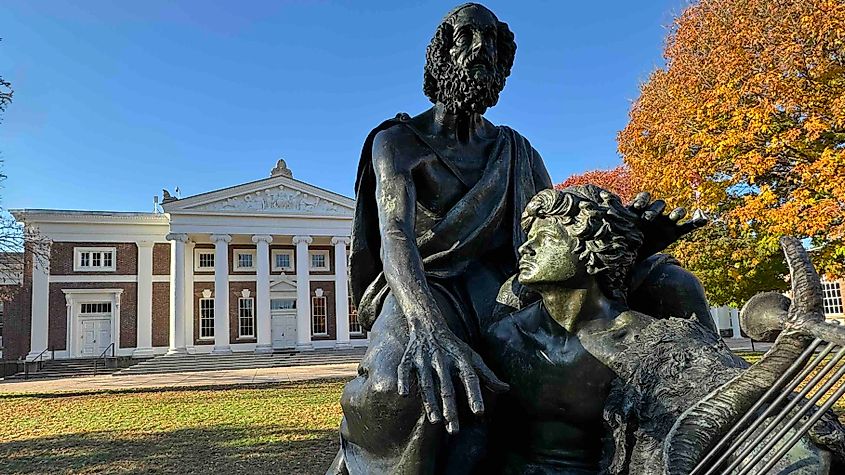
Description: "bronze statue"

(485, 186), (845, 473)
(330, 4), (713, 473)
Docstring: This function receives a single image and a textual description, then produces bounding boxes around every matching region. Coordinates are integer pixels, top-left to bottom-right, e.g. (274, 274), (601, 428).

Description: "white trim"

(73, 246), (117, 272)
(309, 249), (330, 271)
(198, 297), (215, 340)
(51, 275), (137, 283)
(194, 249), (215, 271)
(271, 249), (295, 272)
(234, 249), (257, 271)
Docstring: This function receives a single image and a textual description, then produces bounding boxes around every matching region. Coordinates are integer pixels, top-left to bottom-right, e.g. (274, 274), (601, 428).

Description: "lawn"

(1, 353), (843, 475)
(0, 380), (347, 475)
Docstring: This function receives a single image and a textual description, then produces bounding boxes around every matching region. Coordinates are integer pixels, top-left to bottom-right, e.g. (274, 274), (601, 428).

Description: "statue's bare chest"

(412, 142), (490, 218)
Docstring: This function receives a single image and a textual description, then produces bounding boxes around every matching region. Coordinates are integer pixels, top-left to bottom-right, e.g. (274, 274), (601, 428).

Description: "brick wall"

(152, 243), (170, 275)
(0, 249), (33, 360)
(152, 282), (170, 347)
(310, 281), (336, 340)
(50, 242), (138, 275)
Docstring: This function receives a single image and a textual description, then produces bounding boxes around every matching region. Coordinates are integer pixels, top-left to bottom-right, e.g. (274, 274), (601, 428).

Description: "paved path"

(0, 338), (772, 396)
(0, 362), (358, 395)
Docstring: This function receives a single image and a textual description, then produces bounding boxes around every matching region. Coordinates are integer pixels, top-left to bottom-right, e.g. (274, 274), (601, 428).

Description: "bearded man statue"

(328, 4), (714, 474)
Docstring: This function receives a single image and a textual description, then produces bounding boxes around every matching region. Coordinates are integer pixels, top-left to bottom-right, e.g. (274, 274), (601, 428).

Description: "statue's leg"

(333, 292), (487, 475)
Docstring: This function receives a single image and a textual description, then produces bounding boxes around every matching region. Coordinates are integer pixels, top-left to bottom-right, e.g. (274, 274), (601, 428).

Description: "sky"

(0, 0), (688, 212)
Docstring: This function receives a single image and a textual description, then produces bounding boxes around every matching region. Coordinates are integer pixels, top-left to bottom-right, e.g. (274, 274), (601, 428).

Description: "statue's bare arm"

(371, 128), (508, 434)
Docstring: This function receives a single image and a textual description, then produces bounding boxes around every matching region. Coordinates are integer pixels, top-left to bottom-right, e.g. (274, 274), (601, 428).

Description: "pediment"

(162, 175), (354, 217)
(270, 276), (297, 292)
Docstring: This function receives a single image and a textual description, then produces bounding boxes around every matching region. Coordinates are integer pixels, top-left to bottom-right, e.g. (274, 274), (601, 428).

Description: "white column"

(253, 235), (273, 354)
(134, 241), (155, 358)
(211, 233), (232, 354)
(293, 235), (313, 351)
(332, 236), (351, 349)
(27, 244), (51, 361)
(184, 240), (195, 354)
(166, 233), (188, 355)
(730, 308), (742, 339)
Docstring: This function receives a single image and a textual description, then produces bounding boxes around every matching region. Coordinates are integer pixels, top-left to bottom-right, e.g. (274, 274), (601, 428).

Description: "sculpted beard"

(432, 53), (505, 115)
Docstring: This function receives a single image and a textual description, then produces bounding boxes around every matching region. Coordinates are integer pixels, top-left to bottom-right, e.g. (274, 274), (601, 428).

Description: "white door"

(80, 318), (112, 357)
(271, 297), (297, 349)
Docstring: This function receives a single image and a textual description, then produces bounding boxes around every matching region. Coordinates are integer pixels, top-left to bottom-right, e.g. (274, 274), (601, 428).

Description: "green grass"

(1, 355), (843, 474)
(0, 380), (347, 475)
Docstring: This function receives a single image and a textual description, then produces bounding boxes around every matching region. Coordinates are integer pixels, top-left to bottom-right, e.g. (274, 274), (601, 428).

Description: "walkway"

(0, 362), (358, 395)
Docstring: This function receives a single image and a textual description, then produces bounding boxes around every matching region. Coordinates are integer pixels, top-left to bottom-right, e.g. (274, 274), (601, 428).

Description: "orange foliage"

(555, 165), (638, 203)
(618, 0), (845, 278)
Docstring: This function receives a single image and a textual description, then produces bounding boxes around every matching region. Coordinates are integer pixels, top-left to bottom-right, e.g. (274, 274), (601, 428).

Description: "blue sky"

(0, 0), (687, 212)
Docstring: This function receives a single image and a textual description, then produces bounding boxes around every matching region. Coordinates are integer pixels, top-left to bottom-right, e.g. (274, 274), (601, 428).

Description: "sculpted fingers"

(456, 359), (485, 415)
(417, 358), (442, 424)
(432, 351), (459, 434)
(642, 199), (666, 221)
(631, 192), (650, 210)
(397, 352), (413, 396)
(668, 207), (687, 222)
(471, 352), (509, 393)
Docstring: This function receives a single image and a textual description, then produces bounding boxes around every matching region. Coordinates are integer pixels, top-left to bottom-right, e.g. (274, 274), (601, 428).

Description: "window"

(349, 296), (362, 334)
(238, 298), (255, 338)
(312, 294), (328, 335)
(823, 280), (844, 316)
(272, 249), (294, 272)
(271, 298), (296, 310)
(195, 250), (215, 271)
(235, 250), (256, 270)
(74, 247), (116, 272)
(80, 302), (112, 314)
(309, 250), (330, 271)
(199, 298), (215, 339)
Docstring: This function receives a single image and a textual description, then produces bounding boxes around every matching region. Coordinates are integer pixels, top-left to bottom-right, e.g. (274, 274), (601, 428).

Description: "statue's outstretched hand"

(397, 315), (509, 434)
(629, 191), (707, 261)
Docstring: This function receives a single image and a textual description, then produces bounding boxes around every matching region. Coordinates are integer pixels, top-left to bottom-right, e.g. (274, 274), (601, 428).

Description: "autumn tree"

(555, 165), (638, 203)
(618, 0), (845, 304)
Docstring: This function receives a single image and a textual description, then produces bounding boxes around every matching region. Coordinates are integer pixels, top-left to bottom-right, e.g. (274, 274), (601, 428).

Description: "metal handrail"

(94, 342), (115, 374)
(24, 347), (51, 380)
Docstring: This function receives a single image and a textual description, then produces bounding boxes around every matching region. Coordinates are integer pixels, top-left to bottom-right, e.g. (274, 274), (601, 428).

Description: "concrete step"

(115, 348), (366, 376)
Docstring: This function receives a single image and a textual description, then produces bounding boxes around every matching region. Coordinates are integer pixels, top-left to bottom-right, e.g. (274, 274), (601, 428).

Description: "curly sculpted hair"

(423, 3), (517, 107)
(520, 185), (644, 302)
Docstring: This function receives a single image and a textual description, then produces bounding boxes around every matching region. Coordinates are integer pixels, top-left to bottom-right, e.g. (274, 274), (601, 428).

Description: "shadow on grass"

(0, 426), (338, 475)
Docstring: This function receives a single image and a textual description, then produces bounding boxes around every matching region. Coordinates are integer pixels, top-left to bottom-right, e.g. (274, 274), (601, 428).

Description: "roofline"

(11, 209), (170, 225)
(162, 174), (354, 211)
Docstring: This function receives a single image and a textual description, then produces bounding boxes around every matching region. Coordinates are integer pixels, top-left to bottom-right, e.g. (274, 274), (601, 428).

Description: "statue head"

(518, 186), (644, 303)
(423, 3), (516, 115)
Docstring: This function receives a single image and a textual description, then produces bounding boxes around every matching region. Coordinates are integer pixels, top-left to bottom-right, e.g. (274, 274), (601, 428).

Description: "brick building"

(3, 160), (368, 361)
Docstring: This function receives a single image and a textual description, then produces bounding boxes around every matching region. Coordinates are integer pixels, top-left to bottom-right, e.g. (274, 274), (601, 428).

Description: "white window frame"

(822, 280), (844, 316)
(271, 298), (296, 310)
(234, 250), (257, 271)
(238, 297), (255, 338)
(199, 298), (215, 340)
(74, 247), (117, 272)
(311, 295), (328, 336)
(194, 249), (215, 271)
(309, 250), (330, 271)
(271, 249), (295, 272)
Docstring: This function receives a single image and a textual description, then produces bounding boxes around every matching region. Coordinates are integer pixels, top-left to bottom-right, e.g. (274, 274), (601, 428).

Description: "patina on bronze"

(490, 186), (845, 474)
(329, 4), (713, 473)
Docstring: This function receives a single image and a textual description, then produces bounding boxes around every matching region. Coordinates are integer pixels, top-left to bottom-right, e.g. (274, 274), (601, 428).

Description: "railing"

(23, 347), (51, 380)
(94, 342), (115, 374)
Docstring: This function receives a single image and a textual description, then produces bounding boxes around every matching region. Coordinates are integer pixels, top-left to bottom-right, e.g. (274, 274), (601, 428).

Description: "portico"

(9, 160), (366, 362)
(161, 162), (359, 355)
